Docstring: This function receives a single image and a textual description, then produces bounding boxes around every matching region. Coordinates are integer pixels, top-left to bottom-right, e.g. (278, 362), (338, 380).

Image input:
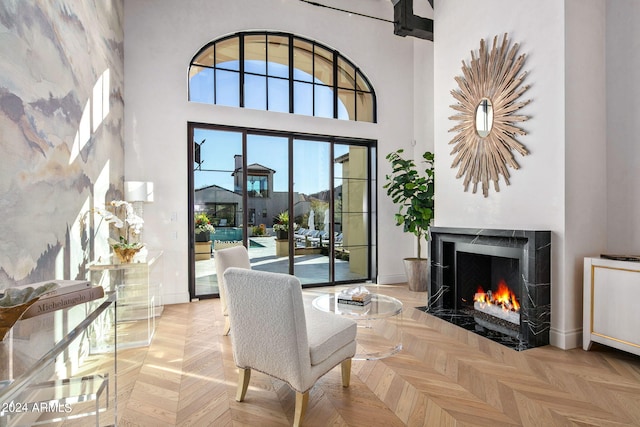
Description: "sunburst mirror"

(448, 33), (531, 197)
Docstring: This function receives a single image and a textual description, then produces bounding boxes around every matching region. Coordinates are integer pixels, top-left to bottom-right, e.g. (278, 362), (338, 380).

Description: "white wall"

(434, 0), (608, 349)
(563, 0), (607, 349)
(413, 4), (435, 157)
(434, 0), (565, 229)
(606, 0), (640, 254)
(413, 39), (435, 161)
(124, 0), (433, 303)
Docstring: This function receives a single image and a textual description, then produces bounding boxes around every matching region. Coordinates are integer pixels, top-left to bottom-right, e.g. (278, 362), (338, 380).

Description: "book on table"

(20, 285), (105, 320)
(0, 280), (92, 299)
(337, 290), (371, 306)
(337, 297), (371, 306)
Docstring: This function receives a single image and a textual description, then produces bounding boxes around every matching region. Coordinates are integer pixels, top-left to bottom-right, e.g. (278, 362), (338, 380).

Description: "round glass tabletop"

(312, 293), (403, 320)
(312, 292), (403, 360)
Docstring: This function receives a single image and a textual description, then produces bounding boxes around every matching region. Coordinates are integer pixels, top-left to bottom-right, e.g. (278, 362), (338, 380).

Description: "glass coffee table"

(312, 292), (403, 360)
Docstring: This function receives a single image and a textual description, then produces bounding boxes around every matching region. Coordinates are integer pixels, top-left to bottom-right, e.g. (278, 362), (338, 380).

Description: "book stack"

(337, 288), (371, 306)
(17, 280), (105, 320)
(600, 254), (640, 262)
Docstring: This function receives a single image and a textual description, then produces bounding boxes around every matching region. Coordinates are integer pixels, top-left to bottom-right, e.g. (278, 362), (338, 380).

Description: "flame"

(473, 279), (520, 312)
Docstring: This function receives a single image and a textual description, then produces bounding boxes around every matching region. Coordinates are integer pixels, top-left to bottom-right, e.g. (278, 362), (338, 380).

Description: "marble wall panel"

(0, 0), (124, 289)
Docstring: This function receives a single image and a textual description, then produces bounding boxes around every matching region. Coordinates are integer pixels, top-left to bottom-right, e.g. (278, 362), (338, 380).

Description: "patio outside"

(195, 235), (368, 295)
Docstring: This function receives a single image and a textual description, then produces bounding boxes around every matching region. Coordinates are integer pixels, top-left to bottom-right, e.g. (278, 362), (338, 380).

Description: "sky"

(191, 59), (355, 195)
(189, 60), (349, 119)
(193, 128), (349, 196)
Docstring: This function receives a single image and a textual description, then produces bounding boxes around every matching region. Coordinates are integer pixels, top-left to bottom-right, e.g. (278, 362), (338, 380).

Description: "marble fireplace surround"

(427, 227), (551, 350)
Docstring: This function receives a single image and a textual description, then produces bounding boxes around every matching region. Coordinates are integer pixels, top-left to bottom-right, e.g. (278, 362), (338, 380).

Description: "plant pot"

(275, 239), (288, 257)
(276, 230), (288, 240)
(195, 231), (210, 242)
(195, 241), (212, 261)
(113, 246), (143, 263)
(403, 257), (429, 292)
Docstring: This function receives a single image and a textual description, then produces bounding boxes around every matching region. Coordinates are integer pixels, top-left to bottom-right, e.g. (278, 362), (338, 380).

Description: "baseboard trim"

(550, 327), (582, 350)
(163, 291), (190, 305)
(377, 274), (407, 285)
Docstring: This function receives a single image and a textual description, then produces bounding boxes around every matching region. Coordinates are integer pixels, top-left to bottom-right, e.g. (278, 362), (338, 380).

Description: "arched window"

(188, 31), (376, 122)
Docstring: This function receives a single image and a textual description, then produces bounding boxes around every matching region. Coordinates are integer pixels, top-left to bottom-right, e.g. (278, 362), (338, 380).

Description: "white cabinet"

(583, 257), (640, 355)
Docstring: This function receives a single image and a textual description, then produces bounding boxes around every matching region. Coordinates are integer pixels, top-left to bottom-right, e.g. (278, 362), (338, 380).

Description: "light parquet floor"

(116, 284), (640, 426)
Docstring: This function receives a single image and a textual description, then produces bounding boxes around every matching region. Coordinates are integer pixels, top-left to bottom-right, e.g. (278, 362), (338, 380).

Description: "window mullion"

(239, 34), (245, 108)
(311, 43), (315, 117)
(288, 135), (294, 274)
(329, 140), (335, 282)
(213, 43), (217, 104)
(354, 69), (359, 121)
(264, 33), (269, 111)
(333, 51), (338, 119)
(289, 35), (294, 114)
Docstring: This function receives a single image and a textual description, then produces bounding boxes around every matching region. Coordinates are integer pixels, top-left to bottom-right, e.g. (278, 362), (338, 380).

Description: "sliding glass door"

(292, 139), (331, 284)
(191, 128), (243, 297)
(334, 143), (374, 282)
(246, 134), (290, 276)
(189, 123), (376, 299)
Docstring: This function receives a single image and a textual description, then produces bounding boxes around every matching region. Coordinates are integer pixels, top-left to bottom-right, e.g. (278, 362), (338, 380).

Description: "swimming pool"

(211, 227), (242, 241)
(210, 227), (265, 248)
(249, 239), (265, 248)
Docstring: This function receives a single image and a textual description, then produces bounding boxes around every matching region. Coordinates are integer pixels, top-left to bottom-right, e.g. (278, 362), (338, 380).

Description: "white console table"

(583, 256), (640, 356)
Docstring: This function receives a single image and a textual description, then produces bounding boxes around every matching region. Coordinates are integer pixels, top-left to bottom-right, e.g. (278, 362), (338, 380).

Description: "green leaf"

(384, 149), (435, 237)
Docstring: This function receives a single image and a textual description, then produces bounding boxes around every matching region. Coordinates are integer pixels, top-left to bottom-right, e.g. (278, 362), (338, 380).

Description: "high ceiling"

(392, 0), (433, 40)
(298, 0), (434, 41)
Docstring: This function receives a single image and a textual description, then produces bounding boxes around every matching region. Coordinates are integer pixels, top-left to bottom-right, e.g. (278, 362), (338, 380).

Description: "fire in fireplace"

(424, 227), (551, 350)
(474, 279), (520, 325)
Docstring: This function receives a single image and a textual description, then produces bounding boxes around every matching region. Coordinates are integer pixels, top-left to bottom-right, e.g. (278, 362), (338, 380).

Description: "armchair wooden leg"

(223, 316), (231, 336)
(341, 358), (352, 388)
(236, 368), (251, 402)
(293, 391), (309, 427)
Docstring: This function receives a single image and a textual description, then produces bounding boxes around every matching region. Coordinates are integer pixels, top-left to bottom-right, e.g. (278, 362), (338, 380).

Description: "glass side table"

(0, 293), (117, 426)
(312, 292), (403, 360)
(89, 250), (163, 350)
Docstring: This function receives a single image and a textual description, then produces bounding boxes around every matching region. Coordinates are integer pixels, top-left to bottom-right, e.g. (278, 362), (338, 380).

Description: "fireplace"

(425, 227), (551, 350)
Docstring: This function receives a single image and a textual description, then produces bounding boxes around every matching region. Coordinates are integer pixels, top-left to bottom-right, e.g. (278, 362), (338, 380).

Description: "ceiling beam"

(393, 0), (433, 41)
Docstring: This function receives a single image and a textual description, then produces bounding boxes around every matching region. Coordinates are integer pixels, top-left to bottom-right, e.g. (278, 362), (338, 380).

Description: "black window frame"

(188, 31), (377, 123)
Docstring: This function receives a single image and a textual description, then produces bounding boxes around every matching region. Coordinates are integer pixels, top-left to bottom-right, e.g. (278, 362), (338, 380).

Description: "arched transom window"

(189, 31), (376, 122)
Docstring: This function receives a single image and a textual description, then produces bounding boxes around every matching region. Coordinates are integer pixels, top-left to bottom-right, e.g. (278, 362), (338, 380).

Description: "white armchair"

(222, 268), (357, 426)
(214, 245), (250, 335)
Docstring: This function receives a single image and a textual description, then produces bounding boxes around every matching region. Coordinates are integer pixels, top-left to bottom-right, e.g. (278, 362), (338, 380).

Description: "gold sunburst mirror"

(448, 33), (531, 197)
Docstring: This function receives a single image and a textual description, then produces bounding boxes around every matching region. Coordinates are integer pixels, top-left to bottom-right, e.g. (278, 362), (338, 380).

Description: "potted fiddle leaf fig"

(384, 149), (435, 291)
